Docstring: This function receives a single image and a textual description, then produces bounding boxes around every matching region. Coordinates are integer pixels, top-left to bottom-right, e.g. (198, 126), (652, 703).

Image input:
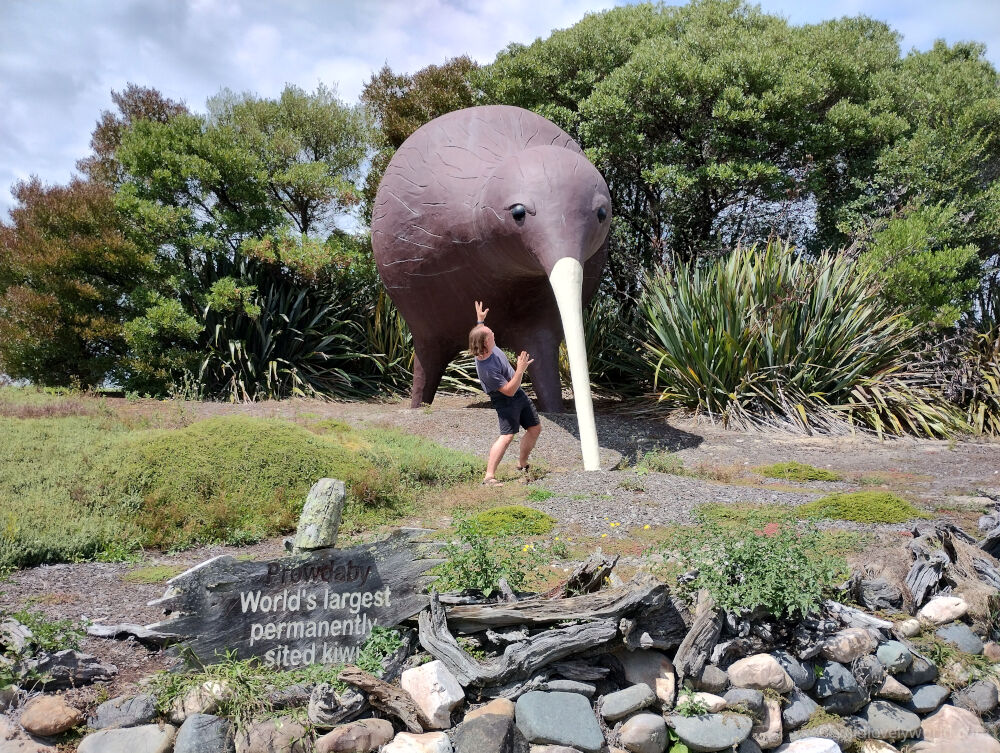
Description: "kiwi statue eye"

(510, 204), (527, 221)
(597, 207), (607, 223)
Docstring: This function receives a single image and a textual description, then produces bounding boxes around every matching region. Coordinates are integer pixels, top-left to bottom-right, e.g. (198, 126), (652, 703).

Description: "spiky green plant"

(640, 240), (967, 436)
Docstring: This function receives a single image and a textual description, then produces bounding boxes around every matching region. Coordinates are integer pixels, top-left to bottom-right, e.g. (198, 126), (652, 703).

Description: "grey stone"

(543, 681), (595, 697)
(528, 748), (582, 753)
(454, 713), (528, 753)
(849, 700), (920, 741)
(814, 662), (858, 698)
(905, 684), (950, 714)
(789, 721), (855, 748)
(782, 688), (819, 731)
(737, 739), (763, 753)
(894, 652), (937, 686)
(19, 650), (116, 690)
(618, 713), (667, 753)
(692, 665), (729, 694)
(309, 684), (366, 728)
(851, 655), (886, 691)
(89, 694), (158, 730)
(821, 688), (868, 716)
(515, 692), (604, 753)
(235, 717), (311, 753)
(667, 713), (752, 753)
(935, 623), (984, 655)
(0, 686), (17, 712)
(724, 689), (764, 720)
(601, 684), (656, 722)
(875, 642), (912, 674)
(175, 714), (234, 753)
(953, 680), (999, 715)
(78, 724), (176, 753)
(771, 650), (814, 691)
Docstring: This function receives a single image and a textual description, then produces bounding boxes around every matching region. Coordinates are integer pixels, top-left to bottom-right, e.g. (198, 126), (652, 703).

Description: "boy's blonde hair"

(468, 325), (490, 358)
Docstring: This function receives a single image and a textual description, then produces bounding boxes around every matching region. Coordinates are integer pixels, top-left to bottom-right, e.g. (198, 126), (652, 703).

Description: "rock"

(19, 650), (116, 690)
(875, 642), (912, 674)
(543, 681), (595, 697)
(617, 650), (677, 705)
(452, 714), (527, 753)
(751, 698), (782, 750)
(918, 596), (969, 624)
(774, 740), (842, 753)
(170, 682), (232, 724)
(728, 655), (793, 693)
(618, 713), (667, 753)
(316, 719), (394, 753)
(382, 731), (452, 753)
(515, 692), (604, 753)
(820, 688), (868, 715)
(601, 685), (655, 721)
(724, 689), (764, 719)
(813, 662), (858, 698)
(771, 651), (813, 691)
(234, 717), (311, 753)
(935, 623), (984, 655)
(691, 692), (726, 713)
(905, 684), (950, 714)
(19, 695), (82, 737)
(782, 688), (818, 731)
(0, 621), (31, 654)
(77, 724), (177, 753)
(401, 660), (465, 730)
(308, 684), (366, 728)
(528, 748), (583, 753)
(858, 578), (903, 611)
(788, 720), (855, 748)
(821, 629), (877, 664)
(0, 713), (57, 752)
(691, 665), (728, 695)
(0, 686), (18, 713)
(894, 651), (937, 686)
(952, 679), (999, 714)
(465, 698), (516, 722)
(263, 684), (311, 710)
(908, 736), (1000, 753)
(855, 743), (900, 753)
(851, 654), (885, 690)
(874, 676), (911, 703)
(738, 739), (763, 753)
(89, 694), (158, 729)
(985, 641), (1000, 662)
(175, 714), (234, 753)
(849, 700), (920, 741)
(921, 703), (987, 739)
(667, 713), (753, 752)
(897, 619), (921, 638)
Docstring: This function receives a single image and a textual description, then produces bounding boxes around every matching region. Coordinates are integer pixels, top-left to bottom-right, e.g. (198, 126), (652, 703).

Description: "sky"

(1, 0), (998, 220)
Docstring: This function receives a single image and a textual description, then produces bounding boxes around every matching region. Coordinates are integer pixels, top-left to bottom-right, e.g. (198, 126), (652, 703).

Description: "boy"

(468, 301), (541, 485)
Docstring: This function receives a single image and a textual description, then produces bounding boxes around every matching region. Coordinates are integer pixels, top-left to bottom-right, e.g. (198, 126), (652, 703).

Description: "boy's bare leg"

(518, 424), (541, 468)
(485, 433), (515, 480)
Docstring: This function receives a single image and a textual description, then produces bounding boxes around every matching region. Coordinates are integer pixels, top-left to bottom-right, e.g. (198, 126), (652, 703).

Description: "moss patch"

(799, 491), (930, 524)
(469, 505), (556, 537)
(755, 461), (842, 482)
(124, 564), (188, 583)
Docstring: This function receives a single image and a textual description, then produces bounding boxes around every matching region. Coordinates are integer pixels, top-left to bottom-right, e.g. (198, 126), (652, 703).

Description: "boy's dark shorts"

(488, 388), (540, 435)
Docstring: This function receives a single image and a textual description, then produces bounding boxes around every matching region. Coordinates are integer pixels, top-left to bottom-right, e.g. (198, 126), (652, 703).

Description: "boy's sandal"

(481, 478), (504, 487)
(516, 464), (531, 472)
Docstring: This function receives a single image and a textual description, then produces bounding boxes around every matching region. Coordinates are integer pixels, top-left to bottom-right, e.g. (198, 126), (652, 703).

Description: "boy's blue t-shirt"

(475, 346), (514, 394)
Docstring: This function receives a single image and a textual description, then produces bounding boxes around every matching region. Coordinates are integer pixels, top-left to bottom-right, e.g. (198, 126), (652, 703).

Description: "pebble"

(401, 661), (465, 730)
(920, 703), (986, 739)
(728, 655), (793, 693)
(856, 743), (899, 753)
(170, 682), (232, 724)
(875, 642), (912, 674)
(691, 692), (726, 712)
(465, 698), (516, 722)
(952, 679), (999, 714)
(874, 676), (911, 703)
(515, 692), (604, 753)
(452, 714), (527, 753)
(617, 650), (677, 705)
(618, 713), (667, 753)
(315, 719), (394, 753)
(985, 641), (1000, 662)
(894, 651), (937, 686)
(771, 651), (814, 691)
(820, 687), (868, 716)
(813, 662), (858, 698)
(935, 623), (984, 655)
(234, 717), (311, 753)
(18, 695), (82, 737)
(89, 694), (158, 730)
(907, 735), (1000, 753)
(775, 740), (842, 753)
(77, 723), (177, 753)
(692, 665), (728, 694)
(724, 688), (764, 719)
(821, 629), (876, 663)
(849, 700), (920, 741)
(174, 714), (234, 753)
(667, 713), (753, 752)
(782, 688), (818, 731)
(382, 731), (452, 753)
(897, 619), (921, 638)
(905, 684), (950, 714)
(601, 684), (655, 721)
(751, 697), (782, 749)
(917, 596), (969, 625)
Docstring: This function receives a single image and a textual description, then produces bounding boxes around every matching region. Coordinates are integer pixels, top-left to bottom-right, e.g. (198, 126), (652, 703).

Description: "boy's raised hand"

(516, 351), (534, 371)
(475, 301), (489, 322)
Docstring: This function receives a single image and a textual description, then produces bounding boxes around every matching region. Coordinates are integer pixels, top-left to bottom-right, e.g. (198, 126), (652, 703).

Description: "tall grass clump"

(640, 240), (967, 436)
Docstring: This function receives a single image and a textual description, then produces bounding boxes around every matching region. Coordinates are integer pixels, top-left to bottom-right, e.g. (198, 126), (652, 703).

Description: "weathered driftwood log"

(443, 574), (673, 634)
(672, 590), (723, 683)
(549, 660), (610, 682)
(561, 553), (620, 596)
(824, 601), (894, 632)
(620, 593), (689, 651)
(419, 591), (618, 687)
(905, 521), (997, 608)
(86, 623), (171, 648)
(337, 666), (428, 733)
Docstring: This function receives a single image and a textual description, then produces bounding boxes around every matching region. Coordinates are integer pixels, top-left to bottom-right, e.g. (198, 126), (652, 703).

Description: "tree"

(0, 178), (150, 387)
(360, 56), (479, 219)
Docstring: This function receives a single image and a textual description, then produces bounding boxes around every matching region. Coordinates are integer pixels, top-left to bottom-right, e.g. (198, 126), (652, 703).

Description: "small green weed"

(356, 627), (404, 676)
(469, 505), (555, 536)
(799, 491), (930, 524)
(674, 687), (709, 717)
(123, 564), (187, 583)
(525, 488), (555, 502)
(638, 449), (685, 475)
(618, 477), (646, 492)
(802, 708), (843, 730)
(754, 461), (842, 482)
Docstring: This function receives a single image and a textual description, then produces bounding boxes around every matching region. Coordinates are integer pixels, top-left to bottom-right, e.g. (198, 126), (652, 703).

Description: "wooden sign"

(146, 529), (441, 668)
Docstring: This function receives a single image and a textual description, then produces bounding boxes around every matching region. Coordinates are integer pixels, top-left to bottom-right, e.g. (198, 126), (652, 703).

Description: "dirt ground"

(3, 393), (998, 710)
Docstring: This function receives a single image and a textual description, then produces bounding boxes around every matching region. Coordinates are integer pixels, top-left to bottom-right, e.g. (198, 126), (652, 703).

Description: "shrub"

(755, 462), (842, 482)
(799, 491), (929, 524)
(638, 449), (685, 475)
(356, 626), (404, 676)
(641, 240), (967, 437)
(471, 505), (556, 536)
(672, 507), (846, 619)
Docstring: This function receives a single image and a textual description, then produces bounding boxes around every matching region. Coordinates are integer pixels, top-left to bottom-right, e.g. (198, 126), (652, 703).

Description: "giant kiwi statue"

(371, 105), (610, 470)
